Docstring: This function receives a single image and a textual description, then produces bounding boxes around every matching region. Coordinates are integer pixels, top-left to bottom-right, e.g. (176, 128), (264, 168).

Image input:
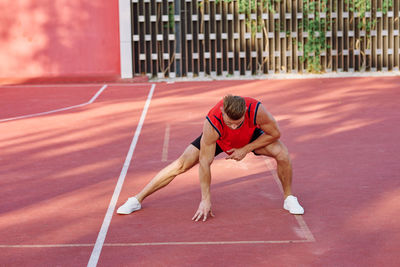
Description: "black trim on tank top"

(247, 103), (252, 118)
(206, 116), (221, 137)
(254, 102), (261, 125)
(213, 115), (224, 128)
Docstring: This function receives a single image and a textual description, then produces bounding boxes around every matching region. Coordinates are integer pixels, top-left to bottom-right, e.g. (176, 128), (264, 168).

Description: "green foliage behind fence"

(131, 0), (399, 77)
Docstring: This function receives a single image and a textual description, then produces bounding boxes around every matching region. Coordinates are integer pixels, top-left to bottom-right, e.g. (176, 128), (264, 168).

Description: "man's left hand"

(225, 147), (248, 161)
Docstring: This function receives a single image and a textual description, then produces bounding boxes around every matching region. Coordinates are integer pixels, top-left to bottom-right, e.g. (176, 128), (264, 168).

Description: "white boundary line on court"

(102, 240), (311, 246)
(0, 85), (108, 123)
(0, 244), (94, 248)
(161, 124), (170, 162)
(0, 239), (311, 248)
(264, 159), (316, 242)
(87, 84), (156, 267)
(0, 83), (149, 88)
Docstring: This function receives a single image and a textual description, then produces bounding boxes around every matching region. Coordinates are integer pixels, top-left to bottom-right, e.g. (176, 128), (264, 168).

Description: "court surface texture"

(0, 76), (399, 266)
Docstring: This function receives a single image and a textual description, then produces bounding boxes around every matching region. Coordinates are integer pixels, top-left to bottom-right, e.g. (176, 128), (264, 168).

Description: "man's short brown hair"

(223, 95), (246, 120)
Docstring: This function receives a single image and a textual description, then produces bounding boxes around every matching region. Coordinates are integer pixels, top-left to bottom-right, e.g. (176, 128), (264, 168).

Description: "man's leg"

(135, 144), (200, 203)
(117, 144), (200, 214)
(254, 140), (304, 214)
(254, 140), (292, 197)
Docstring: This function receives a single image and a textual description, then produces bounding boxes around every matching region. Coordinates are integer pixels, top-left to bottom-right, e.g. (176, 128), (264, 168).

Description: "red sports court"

(0, 76), (399, 266)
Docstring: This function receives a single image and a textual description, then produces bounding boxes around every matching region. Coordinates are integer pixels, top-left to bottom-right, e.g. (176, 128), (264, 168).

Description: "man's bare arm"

(226, 104), (281, 161)
(192, 120), (219, 222)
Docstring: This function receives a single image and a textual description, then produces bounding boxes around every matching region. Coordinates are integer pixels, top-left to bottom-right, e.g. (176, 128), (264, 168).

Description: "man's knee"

(174, 157), (190, 175)
(174, 148), (199, 175)
(257, 141), (290, 163)
(274, 144), (291, 163)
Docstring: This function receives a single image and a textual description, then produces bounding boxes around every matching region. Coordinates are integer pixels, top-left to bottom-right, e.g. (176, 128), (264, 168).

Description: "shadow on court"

(0, 77), (399, 266)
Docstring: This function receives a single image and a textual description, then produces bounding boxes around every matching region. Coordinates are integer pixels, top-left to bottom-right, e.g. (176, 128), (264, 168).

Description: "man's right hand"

(192, 199), (215, 222)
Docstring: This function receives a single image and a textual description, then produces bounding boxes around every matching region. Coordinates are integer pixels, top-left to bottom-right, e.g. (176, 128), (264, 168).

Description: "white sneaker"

(284, 195), (304, 215)
(117, 197), (142, 214)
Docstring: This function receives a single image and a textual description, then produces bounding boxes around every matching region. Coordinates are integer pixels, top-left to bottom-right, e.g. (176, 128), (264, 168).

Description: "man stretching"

(117, 95), (304, 221)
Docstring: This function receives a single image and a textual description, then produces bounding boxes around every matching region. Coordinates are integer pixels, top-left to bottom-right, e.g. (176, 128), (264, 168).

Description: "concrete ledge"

(0, 75), (148, 86)
(151, 71), (400, 83)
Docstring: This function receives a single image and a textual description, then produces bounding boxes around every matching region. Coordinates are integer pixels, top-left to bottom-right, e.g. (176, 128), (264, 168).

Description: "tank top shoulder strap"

(206, 100), (224, 137)
(244, 97), (261, 126)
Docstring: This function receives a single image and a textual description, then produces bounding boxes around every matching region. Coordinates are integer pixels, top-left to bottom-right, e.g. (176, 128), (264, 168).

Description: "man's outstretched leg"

(117, 145), (200, 214)
(254, 140), (304, 215)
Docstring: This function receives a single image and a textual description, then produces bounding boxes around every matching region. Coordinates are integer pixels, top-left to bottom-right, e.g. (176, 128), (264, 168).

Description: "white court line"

(0, 85), (108, 123)
(0, 83), (149, 88)
(264, 159), (315, 242)
(0, 244), (94, 248)
(161, 124), (170, 162)
(87, 84), (155, 267)
(0, 239), (311, 249)
(102, 240), (311, 246)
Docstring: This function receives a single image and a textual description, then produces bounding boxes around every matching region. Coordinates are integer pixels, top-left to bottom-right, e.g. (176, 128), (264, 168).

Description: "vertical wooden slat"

(325, 0), (330, 72)
(227, 0), (234, 75)
(150, 0), (155, 75)
(387, 2), (393, 70)
(185, 0), (192, 77)
(262, 1), (269, 73)
(168, 0), (175, 77)
(333, 0), (338, 71)
(192, 0), (199, 76)
(338, 0), (343, 71)
(216, 0), (221, 76)
(233, 1), (239, 75)
(343, 0), (348, 71)
(296, 0), (302, 72)
(293, 0), (298, 73)
(255, 1), (260, 74)
(319, 0), (325, 71)
(198, 0), (205, 77)
(210, 0), (214, 76)
(281, 0), (287, 73)
(246, 2), (252, 75)
(132, 0), (139, 74)
(326, 0), (332, 72)
(377, 0), (382, 70)
(144, 0), (150, 74)
(365, 0), (371, 71)
(394, 0), (399, 70)
(382, 0), (388, 71)
(179, 0), (186, 76)
(301, 0), (306, 72)
(352, 1), (359, 71)
(239, 2), (244, 74)
(271, 1), (276, 72)
(220, 1), (224, 75)
(205, 0), (210, 75)
(140, 0), (146, 73)
(371, 0), (376, 71)
(155, 0), (162, 77)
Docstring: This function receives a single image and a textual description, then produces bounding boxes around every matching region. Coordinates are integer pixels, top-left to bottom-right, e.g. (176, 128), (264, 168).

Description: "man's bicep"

(256, 105), (281, 138)
(202, 119), (220, 145)
(199, 120), (219, 162)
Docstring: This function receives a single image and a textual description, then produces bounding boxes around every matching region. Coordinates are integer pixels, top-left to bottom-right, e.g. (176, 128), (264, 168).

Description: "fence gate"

(130, 0), (400, 78)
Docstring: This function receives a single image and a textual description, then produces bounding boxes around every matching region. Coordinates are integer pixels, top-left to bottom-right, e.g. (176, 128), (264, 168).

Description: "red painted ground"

(1, 77), (400, 266)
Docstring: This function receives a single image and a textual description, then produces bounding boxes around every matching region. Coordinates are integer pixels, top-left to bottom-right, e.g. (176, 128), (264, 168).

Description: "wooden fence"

(131, 0), (400, 78)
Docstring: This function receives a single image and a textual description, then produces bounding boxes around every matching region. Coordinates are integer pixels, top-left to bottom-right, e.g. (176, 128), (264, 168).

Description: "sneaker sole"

(117, 206), (141, 215)
(284, 205), (304, 215)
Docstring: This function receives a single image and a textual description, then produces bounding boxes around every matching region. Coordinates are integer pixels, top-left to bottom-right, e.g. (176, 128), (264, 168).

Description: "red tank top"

(206, 97), (261, 154)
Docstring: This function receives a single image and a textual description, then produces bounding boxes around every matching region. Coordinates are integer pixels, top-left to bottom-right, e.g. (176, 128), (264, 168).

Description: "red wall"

(0, 1), (120, 83)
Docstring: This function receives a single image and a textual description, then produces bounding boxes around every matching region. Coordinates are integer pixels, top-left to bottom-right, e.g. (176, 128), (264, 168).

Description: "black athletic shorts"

(191, 128), (264, 156)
